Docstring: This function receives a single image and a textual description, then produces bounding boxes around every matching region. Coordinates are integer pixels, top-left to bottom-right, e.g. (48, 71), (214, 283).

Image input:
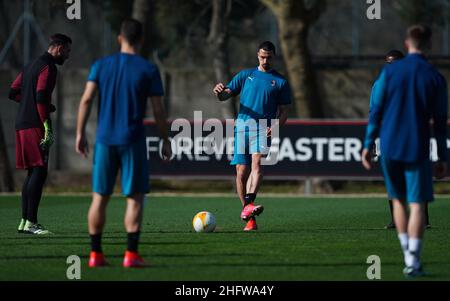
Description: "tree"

(260, 0), (327, 118)
(207, 0), (236, 118)
(393, 0), (449, 26)
(132, 0), (152, 58)
(0, 0), (21, 68)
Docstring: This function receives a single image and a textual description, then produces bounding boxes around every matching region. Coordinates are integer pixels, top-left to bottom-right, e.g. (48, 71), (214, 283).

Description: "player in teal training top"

(213, 41), (292, 231)
(362, 25), (448, 278)
(370, 50), (431, 230)
(76, 19), (172, 268)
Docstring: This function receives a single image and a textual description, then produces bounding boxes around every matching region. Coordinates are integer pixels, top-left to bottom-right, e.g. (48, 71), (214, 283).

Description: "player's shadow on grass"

(2, 233), (202, 240)
(0, 254), (124, 260)
(2, 235), (88, 240)
(56, 230), (201, 234)
(146, 252), (259, 258)
(295, 227), (393, 233)
(4, 241), (205, 247)
(102, 241), (204, 246)
(166, 261), (399, 268)
(0, 253), (222, 260)
(210, 227), (390, 234)
(0, 251), (264, 261)
(1, 255), (447, 269)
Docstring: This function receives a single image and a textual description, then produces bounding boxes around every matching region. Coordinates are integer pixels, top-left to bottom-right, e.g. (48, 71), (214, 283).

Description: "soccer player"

(8, 34), (72, 235)
(362, 25), (448, 277)
(76, 19), (172, 268)
(372, 50), (432, 230)
(213, 41), (292, 231)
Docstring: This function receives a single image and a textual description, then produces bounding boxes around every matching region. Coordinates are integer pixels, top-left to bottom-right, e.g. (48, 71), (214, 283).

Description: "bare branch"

(259, 0), (281, 16)
(225, 0), (232, 17)
(306, 0), (327, 24)
(260, 0), (307, 19)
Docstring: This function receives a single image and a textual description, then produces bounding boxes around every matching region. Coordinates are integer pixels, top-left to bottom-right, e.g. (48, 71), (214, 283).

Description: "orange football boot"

(241, 203), (264, 221)
(88, 251), (108, 267)
(244, 217), (258, 231)
(123, 251), (148, 268)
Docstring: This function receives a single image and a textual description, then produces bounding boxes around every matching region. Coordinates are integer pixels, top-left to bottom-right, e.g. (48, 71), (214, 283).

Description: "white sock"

(398, 233), (409, 266)
(24, 220), (34, 228)
(408, 238), (422, 269)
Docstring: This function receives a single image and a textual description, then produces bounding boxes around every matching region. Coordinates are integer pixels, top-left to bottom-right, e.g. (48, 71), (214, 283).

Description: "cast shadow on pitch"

(101, 241), (204, 246)
(3, 235), (88, 240)
(0, 254), (126, 261)
(165, 261), (400, 269)
(211, 227), (389, 234)
(0, 251), (265, 261)
(3, 232), (201, 239)
(4, 240), (204, 247)
(145, 252), (261, 258)
(52, 230), (207, 234)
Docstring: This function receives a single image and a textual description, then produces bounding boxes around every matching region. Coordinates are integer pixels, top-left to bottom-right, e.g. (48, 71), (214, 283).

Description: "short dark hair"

(258, 41), (276, 55)
(385, 49), (404, 63)
(120, 18), (143, 46)
(49, 33), (72, 47)
(407, 24), (432, 50)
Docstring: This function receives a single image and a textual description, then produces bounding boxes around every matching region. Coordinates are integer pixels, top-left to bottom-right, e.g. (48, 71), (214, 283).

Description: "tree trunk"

(260, 0), (326, 118)
(277, 19), (324, 117)
(0, 0), (21, 68)
(207, 0), (236, 118)
(132, 0), (151, 58)
(0, 116), (15, 192)
(260, 0), (327, 192)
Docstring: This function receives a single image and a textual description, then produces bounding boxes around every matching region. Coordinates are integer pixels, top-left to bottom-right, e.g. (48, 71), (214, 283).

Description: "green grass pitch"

(0, 195), (449, 281)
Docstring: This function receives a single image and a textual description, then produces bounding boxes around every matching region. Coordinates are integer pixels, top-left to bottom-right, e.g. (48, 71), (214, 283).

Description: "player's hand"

(213, 83), (232, 101)
(161, 138), (172, 162)
(267, 121), (280, 138)
(213, 83), (226, 96)
(361, 148), (372, 170)
(39, 119), (54, 151)
(49, 104), (56, 113)
(75, 133), (89, 158)
(434, 161), (447, 180)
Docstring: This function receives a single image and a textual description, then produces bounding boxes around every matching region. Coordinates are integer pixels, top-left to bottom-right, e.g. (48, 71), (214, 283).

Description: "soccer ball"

(192, 211), (216, 233)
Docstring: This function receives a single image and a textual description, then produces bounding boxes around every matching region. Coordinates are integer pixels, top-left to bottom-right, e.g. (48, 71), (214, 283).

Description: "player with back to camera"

(370, 50), (431, 230)
(76, 19), (172, 268)
(362, 25), (448, 277)
(8, 34), (72, 235)
(213, 41), (292, 231)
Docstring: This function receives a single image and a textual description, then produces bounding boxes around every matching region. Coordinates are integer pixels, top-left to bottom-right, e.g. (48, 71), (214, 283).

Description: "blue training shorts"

(379, 156), (433, 203)
(93, 139), (149, 196)
(231, 128), (271, 166)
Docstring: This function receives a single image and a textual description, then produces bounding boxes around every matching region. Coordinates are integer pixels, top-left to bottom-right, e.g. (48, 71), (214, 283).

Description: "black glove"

(49, 104), (56, 113)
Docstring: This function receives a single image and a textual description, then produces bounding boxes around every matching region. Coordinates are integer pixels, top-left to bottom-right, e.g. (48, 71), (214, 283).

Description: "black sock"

(21, 169), (32, 220)
(90, 233), (102, 252)
(127, 231), (141, 252)
(244, 193), (257, 207)
(26, 167), (48, 223)
(388, 200), (394, 223)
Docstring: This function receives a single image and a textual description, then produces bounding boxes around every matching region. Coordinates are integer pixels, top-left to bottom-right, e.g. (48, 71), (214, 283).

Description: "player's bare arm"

(151, 96), (172, 162)
(278, 105), (289, 127)
(213, 83), (233, 101)
(76, 81), (97, 158)
(361, 148), (372, 170)
(268, 105), (289, 137)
